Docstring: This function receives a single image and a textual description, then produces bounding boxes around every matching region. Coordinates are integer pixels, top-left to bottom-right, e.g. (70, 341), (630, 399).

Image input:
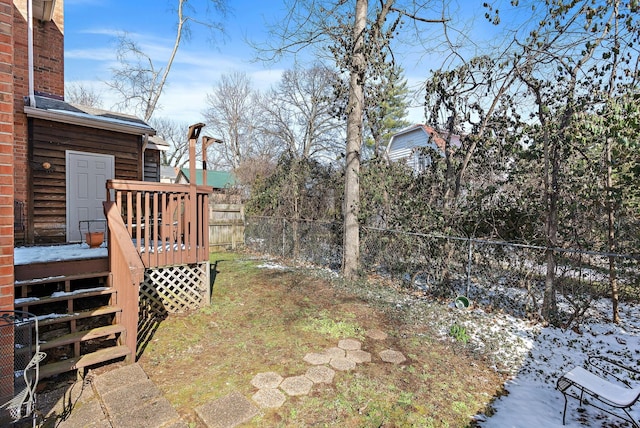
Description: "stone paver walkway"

(195, 391), (259, 428)
(39, 363), (187, 428)
(247, 329), (407, 416)
(37, 329), (407, 428)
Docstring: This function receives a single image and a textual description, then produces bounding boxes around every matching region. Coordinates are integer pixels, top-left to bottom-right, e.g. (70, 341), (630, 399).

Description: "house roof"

(147, 135), (169, 151)
(160, 166), (178, 181)
(387, 124), (447, 152)
(179, 168), (236, 189)
(24, 95), (156, 136)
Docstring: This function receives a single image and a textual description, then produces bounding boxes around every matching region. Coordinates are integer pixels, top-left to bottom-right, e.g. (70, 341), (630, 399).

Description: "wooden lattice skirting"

(137, 262), (211, 358)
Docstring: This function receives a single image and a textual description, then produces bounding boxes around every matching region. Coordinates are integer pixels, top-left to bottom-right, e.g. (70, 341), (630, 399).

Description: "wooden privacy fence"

(208, 203), (244, 250)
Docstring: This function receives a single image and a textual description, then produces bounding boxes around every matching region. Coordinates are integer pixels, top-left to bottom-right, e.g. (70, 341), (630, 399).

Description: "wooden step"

(15, 257), (109, 283)
(39, 345), (131, 379)
(40, 324), (126, 351)
(38, 305), (122, 327)
(14, 287), (116, 309)
(15, 270), (111, 287)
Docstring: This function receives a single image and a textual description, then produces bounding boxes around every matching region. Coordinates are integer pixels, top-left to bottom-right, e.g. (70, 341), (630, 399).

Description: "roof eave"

(33, 0), (56, 21)
(24, 106), (157, 136)
(386, 125), (427, 153)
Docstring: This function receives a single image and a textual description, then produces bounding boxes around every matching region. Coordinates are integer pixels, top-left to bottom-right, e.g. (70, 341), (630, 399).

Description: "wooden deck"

(11, 179), (213, 379)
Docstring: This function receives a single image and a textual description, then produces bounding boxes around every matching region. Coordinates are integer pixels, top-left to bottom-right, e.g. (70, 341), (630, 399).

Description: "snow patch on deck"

(14, 244), (107, 265)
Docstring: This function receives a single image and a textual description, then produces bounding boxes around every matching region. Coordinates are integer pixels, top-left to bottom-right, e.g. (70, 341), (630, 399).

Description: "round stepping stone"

(324, 347), (346, 359)
(280, 375), (314, 396)
(338, 338), (362, 351)
(379, 349), (406, 364)
(303, 352), (331, 365)
(366, 329), (388, 340)
(251, 372), (283, 389)
(329, 357), (356, 371)
(346, 349), (371, 364)
(252, 388), (286, 409)
(305, 365), (335, 384)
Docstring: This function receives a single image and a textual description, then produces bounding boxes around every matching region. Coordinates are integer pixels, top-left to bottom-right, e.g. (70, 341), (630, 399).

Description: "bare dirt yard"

(137, 253), (508, 427)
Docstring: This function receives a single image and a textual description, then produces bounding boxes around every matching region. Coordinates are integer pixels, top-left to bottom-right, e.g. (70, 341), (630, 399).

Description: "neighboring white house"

(160, 165), (179, 183)
(385, 124), (460, 173)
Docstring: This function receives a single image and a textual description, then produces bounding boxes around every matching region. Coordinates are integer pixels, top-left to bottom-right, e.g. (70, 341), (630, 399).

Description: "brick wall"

(0, 0), (13, 313)
(12, 0), (64, 232)
(0, 0), (14, 405)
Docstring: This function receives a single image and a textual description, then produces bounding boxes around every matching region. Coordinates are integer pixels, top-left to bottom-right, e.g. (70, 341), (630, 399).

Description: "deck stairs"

(14, 256), (132, 379)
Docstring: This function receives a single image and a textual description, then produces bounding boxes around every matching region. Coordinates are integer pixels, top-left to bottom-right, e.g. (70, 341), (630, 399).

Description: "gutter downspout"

(27, 0), (36, 108)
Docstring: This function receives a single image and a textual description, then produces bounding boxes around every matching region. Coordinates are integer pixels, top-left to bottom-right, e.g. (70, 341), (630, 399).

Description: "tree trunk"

(542, 138), (559, 321)
(539, 92), (558, 321)
(606, 136), (620, 323)
(292, 164), (300, 259)
(342, 0), (367, 280)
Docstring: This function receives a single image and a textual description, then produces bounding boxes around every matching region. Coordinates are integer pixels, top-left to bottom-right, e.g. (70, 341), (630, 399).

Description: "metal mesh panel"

(245, 217), (640, 323)
(245, 216), (342, 269)
(0, 311), (37, 423)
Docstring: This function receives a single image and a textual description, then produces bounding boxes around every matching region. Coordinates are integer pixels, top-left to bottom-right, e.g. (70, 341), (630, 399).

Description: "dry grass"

(137, 253), (506, 427)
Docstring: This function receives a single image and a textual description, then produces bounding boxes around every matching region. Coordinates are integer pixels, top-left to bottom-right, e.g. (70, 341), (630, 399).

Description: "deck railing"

(103, 201), (145, 357)
(106, 180), (210, 269)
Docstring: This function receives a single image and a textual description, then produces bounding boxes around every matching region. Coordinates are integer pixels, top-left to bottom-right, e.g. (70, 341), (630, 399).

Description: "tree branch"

(389, 6), (448, 24)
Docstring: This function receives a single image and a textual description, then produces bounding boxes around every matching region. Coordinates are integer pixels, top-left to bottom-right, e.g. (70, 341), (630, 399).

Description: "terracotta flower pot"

(85, 232), (104, 248)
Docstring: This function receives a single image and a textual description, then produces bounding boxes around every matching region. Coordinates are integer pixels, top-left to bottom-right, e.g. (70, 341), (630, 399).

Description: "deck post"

(187, 124), (205, 264)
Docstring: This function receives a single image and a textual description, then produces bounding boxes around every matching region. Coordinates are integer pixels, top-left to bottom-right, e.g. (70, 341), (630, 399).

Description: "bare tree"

(234, 155), (277, 187)
(151, 117), (194, 168)
(65, 82), (104, 108)
(260, 64), (344, 162)
(258, 0), (445, 279)
(107, 0), (228, 122)
(203, 71), (261, 170)
(514, 0), (636, 321)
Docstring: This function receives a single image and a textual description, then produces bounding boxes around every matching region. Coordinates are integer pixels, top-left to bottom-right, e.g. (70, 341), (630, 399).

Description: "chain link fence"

(245, 216), (640, 324)
(245, 216), (343, 269)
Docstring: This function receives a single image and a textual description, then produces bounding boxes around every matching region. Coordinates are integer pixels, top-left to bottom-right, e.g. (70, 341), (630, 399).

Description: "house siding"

(29, 118), (141, 243)
(387, 128), (438, 172)
(12, 0), (64, 234)
(143, 149), (160, 182)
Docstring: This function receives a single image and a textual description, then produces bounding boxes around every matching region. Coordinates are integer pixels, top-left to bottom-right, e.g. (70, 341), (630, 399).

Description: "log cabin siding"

(143, 149), (160, 182)
(29, 118), (143, 244)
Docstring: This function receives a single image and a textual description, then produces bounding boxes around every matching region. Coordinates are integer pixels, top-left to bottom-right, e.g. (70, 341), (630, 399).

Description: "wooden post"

(201, 136), (221, 259)
(187, 124), (205, 263)
(201, 136), (223, 193)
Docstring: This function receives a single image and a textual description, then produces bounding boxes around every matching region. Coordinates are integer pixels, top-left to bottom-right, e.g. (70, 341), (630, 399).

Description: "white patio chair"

(0, 310), (46, 428)
(557, 355), (640, 427)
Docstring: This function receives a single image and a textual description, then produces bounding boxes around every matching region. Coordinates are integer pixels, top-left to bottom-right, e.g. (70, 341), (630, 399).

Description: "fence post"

(466, 238), (473, 296)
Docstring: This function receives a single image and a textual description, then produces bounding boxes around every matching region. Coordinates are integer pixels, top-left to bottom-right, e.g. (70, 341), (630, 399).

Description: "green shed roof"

(179, 168), (236, 188)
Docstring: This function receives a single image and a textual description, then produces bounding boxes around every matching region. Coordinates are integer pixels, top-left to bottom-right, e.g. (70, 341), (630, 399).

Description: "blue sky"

(64, 0), (291, 124)
(63, 0), (510, 126)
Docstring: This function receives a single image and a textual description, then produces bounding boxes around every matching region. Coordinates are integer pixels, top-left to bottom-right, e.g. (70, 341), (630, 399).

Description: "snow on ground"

(477, 300), (640, 428)
(256, 261), (289, 270)
(259, 259), (640, 427)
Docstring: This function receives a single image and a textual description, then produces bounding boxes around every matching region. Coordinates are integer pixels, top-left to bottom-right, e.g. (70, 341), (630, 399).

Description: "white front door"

(66, 151), (115, 242)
